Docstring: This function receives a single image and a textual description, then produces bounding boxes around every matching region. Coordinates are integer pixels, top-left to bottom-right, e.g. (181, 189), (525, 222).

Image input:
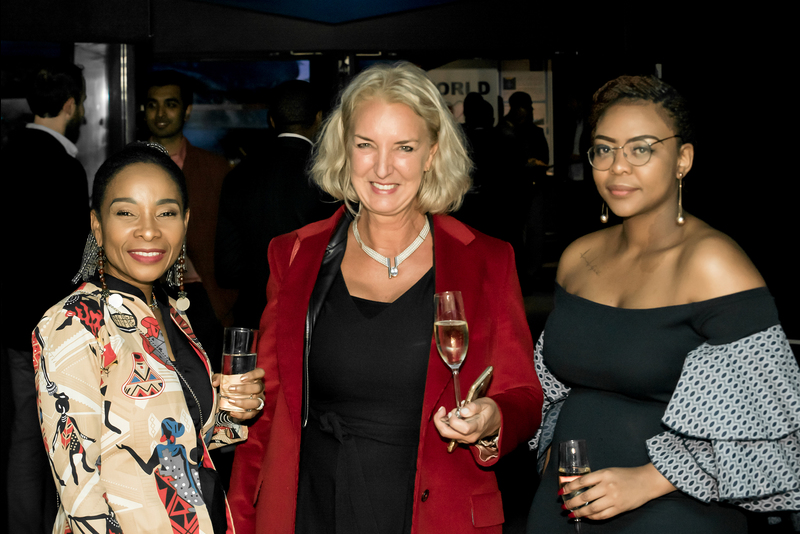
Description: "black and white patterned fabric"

(528, 332), (571, 473)
(530, 324), (800, 512)
(647, 325), (800, 512)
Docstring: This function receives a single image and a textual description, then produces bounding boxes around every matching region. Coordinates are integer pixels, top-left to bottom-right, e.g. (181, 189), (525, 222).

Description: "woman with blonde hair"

(228, 62), (542, 534)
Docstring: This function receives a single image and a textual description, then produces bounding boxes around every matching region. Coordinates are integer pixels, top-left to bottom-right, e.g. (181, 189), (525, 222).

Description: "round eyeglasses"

(587, 135), (681, 171)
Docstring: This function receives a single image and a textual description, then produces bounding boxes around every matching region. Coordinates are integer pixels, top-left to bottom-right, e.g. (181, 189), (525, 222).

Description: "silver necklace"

(352, 216), (430, 279)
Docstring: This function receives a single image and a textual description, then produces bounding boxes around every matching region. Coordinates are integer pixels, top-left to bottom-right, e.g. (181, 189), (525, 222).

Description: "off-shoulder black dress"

(527, 285), (800, 533)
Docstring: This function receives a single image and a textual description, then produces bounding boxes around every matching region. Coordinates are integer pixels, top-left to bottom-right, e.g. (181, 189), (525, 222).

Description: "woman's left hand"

(212, 367), (266, 421)
(560, 464), (677, 521)
(433, 397), (501, 444)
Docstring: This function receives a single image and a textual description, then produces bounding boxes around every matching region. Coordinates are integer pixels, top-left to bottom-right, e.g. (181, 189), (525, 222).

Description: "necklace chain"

(352, 216), (430, 278)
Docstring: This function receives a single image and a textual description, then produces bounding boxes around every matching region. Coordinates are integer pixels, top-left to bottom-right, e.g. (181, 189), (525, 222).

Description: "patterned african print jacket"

(33, 280), (247, 534)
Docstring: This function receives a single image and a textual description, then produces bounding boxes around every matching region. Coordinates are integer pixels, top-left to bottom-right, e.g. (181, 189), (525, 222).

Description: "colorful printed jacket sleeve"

(33, 294), (123, 533)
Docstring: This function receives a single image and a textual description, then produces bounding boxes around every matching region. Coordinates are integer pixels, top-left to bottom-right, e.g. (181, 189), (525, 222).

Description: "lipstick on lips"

(128, 249), (166, 264)
(607, 184), (637, 197)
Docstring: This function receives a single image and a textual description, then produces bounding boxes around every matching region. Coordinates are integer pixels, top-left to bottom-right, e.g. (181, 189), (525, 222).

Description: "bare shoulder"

(556, 228), (616, 287)
(679, 221), (766, 301)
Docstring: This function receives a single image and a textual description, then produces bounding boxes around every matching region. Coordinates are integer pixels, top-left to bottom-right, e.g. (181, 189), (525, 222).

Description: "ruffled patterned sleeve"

(528, 332), (571, 473)
(647, 293), (800, 512)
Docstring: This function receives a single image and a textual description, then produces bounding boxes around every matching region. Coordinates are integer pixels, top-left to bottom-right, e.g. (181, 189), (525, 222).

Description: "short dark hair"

(269, 80), (321, 130)
(146, 70), (194, 107)
(92, 142), (189, 217)
(26, 62), (84, 118)
(589, 75), (694, 146)
(508, 91), (532, 110)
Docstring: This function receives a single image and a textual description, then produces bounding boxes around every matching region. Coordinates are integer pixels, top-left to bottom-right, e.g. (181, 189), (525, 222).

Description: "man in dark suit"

(215, 80), (337, 327)
(1, 61), (88, 534)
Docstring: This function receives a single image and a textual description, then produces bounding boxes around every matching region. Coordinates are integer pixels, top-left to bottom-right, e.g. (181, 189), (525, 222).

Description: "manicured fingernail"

(557, 488), (565, 496)
(228, 385), (238, 392)
(568, 513), (575, 519)
(240, 374), (249, 382)
(560, 504), (568, 510)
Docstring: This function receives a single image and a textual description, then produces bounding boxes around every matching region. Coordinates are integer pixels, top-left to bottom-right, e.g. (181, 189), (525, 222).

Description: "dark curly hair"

(91, 142), (188, 217)
(589, 75), (694, 146)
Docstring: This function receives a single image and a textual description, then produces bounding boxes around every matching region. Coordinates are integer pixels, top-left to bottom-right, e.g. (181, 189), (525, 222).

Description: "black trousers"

(4, 345), (57, 534)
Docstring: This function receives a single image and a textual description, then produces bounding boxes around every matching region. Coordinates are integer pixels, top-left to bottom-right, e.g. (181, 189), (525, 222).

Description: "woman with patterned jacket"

(33, 143), (265, 534)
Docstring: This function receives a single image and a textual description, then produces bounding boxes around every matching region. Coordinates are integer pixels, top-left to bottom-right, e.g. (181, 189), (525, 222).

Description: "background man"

(496, 91), (551, 291)
(216, 80), (337, 328)
(144, 70), (235, 363)
(1, 61), (89, 534)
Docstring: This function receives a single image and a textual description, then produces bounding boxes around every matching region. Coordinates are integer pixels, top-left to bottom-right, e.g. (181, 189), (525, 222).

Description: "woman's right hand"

(560, 463), (676, 521)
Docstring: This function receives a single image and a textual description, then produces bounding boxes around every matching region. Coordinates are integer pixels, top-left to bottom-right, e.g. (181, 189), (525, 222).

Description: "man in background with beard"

(1, 61), (89, 534)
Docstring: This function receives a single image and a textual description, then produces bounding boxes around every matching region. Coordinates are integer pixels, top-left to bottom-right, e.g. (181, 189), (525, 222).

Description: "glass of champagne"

(434, 291), (468, 414)
(559, 439), (591, 531)
(219, 327), (258, 412)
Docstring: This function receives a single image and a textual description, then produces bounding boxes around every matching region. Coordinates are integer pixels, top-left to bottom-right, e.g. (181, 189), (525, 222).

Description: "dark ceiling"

(192, 0), (458, 24)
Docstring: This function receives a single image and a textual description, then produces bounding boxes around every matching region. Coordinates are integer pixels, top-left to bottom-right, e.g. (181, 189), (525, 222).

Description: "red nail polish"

(560, 504), (568, 510)
(568, 513), (575, 519)
(557, 488), (565, 496)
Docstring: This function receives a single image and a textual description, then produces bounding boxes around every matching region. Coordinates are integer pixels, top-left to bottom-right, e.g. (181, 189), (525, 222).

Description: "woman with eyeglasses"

(526, 76), (799, 533)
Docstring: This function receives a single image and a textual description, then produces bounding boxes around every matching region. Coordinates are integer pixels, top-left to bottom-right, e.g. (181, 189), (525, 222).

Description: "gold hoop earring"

(600, 202), (609, 224)
(676, 173), (685, 226)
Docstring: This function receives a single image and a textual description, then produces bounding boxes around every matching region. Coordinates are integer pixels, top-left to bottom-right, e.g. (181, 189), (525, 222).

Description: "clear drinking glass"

(219, 327), (258, 412)
(559, 439), (591, 532)
(434, 291), (469, 413)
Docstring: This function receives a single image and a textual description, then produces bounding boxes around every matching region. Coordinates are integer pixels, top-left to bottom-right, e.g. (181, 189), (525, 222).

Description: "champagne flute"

(559, 439), (591, 532)
(434, 291), (468, 415)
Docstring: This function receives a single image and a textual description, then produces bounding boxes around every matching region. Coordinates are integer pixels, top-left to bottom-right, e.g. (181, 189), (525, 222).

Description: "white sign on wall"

(427, 68), (499, 124)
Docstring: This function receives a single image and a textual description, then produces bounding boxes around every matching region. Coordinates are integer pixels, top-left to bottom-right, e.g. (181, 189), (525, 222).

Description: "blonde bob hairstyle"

(311, 62), (472, 215)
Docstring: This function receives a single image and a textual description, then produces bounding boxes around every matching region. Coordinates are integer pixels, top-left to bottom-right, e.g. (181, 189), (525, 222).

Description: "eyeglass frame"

(587, 135), (682, 170)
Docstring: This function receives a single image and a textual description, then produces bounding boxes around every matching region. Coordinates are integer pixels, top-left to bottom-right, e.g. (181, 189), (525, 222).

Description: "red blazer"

(228, 208), (542, 533)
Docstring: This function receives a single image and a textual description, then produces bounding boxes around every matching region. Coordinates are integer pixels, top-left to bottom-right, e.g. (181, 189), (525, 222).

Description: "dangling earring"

(600, 202), (609, 224)
(676, 173), (686, 226)
(72, 234), (100, 284)
(167, 243), (191, 311)
(97, 247), (123, 307)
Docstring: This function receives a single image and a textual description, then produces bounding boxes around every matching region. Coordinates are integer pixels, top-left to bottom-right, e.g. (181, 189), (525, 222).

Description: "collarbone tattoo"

(580, 249), (601, 276)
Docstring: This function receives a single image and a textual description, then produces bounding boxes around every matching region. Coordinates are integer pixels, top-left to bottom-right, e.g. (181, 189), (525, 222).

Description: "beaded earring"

(676, 173), (686, 226)
(97, 247), (123, 307)
(72, 234), (100, 284)
(167, 243), (191, 311)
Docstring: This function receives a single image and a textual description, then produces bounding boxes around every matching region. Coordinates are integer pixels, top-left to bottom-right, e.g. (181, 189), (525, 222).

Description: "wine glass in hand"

(559, 439), (591, 531)
(434, 291), (468, 415)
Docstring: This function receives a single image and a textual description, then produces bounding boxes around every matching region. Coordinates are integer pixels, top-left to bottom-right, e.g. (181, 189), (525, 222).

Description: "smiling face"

(91, 162), (189, 297)
(592, 101), (692, 220)
(349, 98), (438, 220)
(145, 85), (191, 143)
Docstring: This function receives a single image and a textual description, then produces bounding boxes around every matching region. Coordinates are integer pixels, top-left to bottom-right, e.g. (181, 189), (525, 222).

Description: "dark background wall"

(3, 0), (794, 333)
